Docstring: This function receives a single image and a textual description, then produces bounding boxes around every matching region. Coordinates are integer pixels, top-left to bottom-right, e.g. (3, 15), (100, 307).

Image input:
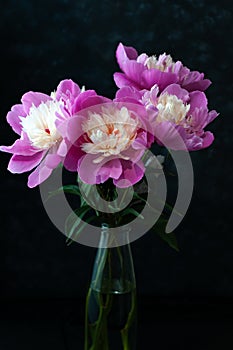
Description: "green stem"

(120, 288), (137, 349)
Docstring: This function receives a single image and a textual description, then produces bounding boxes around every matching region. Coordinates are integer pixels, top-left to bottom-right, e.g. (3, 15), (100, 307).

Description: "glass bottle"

(84, 224), (137, 350)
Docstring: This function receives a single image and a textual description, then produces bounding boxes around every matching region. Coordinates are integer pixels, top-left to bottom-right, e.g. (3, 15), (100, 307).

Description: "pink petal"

(136, 53), (148, 64)
(185, 132), (214, 151)
(27, 153), (61, 188)
(184, 79), (211, 92)
(63, 143), (84, 171)
(182, 72), (211, 92)
(6, 104), (26, 135)
(0, 138), (38, 156)
(28, 165), (53, 188)
(55, 79), (81, 100)
(201, 131), (214, 149)
(154, 122), (188, 150)
(116, 43), (138, 71)
(185, 134), (203, 150)
(21, 92), (51, 114)
(113, 72), (141, 89)
(72, 90), (96, 113)
(78, 154), (123, 185)
(57, 139), (67, 157)
(142, 70), (177, 91)
(97, 159), (122, 182)
(122, 147), (144, 163)
(7, 151), (45, 173)
(115, 86), (142, 100)
(207, 110), (219, 124)
(72, 91), (111, 114)
(78, 154), (103, 184)
(123, 61), (146, 86)
(163, 84), (189, 103)
(78, 95), (111, 110)
(113, 160), (145, 188)
(132, 132), (149, 150)
(44, 153), (61, 168)
(65, 115), (86, 143)
(189, 91), (208, 113)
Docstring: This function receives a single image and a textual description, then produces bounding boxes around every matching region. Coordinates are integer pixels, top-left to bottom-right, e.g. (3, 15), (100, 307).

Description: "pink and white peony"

(116, 83), (219, 151)
(114, 43), (211, 93)
(58, 101), (156, 188)
(0, 79), (107, 187)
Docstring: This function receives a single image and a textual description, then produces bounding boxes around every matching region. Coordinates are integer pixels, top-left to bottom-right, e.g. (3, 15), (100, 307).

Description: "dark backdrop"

(0, 0), (232, 349)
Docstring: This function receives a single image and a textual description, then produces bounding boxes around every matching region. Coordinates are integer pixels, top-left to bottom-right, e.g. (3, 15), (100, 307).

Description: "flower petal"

(116, 43), (138, 71)
(113, 72), (141, 89)
(123, 61), (146, 87)
(27, 165), (52, 188)
(21, 92), (51, 114)
(57, 139), (67, 157)
(185, 131), (214, 151)
(44, 153), (61, 169)
(55, 79), (81, 101)
(115, 86), (142, 100)
(163, 84), (189, 103)
(201, 131), (214, 149)
(142, 69), (177, 91)
(154, 122), (188, 150)
(7, 151), (45, 173)
(207, 110), (219, 124)
(27, 153), (61, 188)
(65, 115), (86, 144)
(0, 138), (38, 156)
(97, 158), (122, 181)
(6, 104), (26, 135)
(78, 153), (103, 184)
(113, 160), (145, 188)
(181, 71), (211, 92)
(189, 91), (208, 113)
(63, 143), (85, 171)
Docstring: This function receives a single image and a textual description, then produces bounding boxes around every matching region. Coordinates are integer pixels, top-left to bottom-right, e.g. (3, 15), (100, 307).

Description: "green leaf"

(121, 207), (144, 220)
(158, 231), (179, 252)
(152, 218), (180, 252)
(46, 185), (82, 201)
(66, 215), (97, 245)
(65, 206), (91, 240)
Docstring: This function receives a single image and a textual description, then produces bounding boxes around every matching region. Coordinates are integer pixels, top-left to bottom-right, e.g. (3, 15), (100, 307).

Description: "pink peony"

(116, 83), (219, 151)
(0, 79), (105, 187)
(113, 43), (211, 93)
(58, 101), (156, 188)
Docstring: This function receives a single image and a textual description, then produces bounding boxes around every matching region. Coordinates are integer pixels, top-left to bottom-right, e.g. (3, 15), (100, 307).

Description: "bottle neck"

(91, 224), (136, 293)
(99, 222), (131, 248)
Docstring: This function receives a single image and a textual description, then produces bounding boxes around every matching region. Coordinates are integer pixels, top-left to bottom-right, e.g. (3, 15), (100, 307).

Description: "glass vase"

(84, 224), (137, 350)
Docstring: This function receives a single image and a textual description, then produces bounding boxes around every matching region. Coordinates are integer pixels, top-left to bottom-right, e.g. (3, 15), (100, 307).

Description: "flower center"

(145, 54), (175, 72)
(81, 106), (139, 163)
(20, 100), (62, 149)
(156, 93), (190, 124)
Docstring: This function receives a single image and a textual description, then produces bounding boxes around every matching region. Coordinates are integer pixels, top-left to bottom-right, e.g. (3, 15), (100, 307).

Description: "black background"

(0, 0), (232, 349)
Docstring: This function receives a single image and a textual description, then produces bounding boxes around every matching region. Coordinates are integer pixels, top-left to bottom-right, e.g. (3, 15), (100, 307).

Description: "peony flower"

(116, 84), (219, 151)
(58, 101), (156, 188)
(0, 79), (101, 187)
(113, 43), (211, 93)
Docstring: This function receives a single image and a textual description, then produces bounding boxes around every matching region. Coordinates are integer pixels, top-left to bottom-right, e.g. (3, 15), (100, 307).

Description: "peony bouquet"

(1, 43), (218, 244)
(1, 43), (219, 350)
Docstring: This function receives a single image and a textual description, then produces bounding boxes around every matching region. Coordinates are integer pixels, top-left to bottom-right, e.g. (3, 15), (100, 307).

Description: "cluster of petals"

(1, 78), (156, 188)
(0, 79), (109, 187)
(57, 100), (156, 187)
(114, 43), (211, 92)
(114, 43), (219, 151)
(116, 84), (218, 151)
(1, 43), (219, 188)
